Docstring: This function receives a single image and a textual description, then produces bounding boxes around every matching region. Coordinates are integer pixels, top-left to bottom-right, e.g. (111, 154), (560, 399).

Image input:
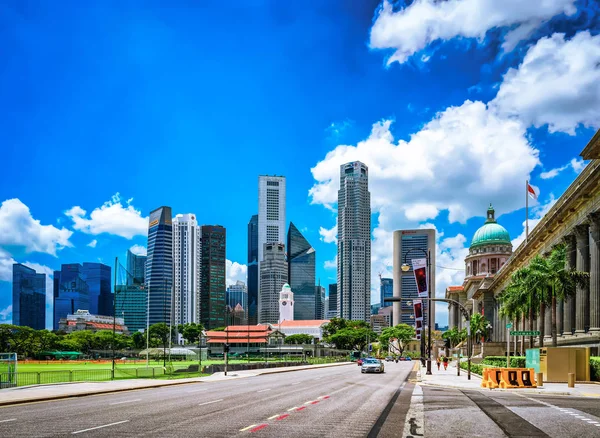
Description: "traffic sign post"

(510, 330), (540, 336)
(506, 324), (512, 367)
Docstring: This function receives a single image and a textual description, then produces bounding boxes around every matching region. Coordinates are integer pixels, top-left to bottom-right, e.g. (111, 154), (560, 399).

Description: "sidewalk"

(0, 362), (352, 406)
(418, 360), (600, 397)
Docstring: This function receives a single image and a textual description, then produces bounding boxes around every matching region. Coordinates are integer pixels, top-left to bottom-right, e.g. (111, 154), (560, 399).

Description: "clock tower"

(279, 283), (294, 323)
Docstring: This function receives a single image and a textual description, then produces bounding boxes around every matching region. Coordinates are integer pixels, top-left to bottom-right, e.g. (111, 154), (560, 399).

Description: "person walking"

(443, 356), (449, 371)
(436, 357), (441, 371)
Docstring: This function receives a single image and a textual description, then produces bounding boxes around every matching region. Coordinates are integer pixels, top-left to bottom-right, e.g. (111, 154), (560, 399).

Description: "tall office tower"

(279, 283), (294, 323)
(259, 243), (288, 324)
(327, 284), (338, 318)
(53, 264), (90, 330)
(392, 229), (436, 327)
(258, 176), (286, 263)
(247, 214), (259, 325)
(287, 222), (316, 320)
(146, 206), (173, 325)
(81, 263), (112, 317)
(115, 283), (147, 333)
(172, 214), (201, 329)
(12, 264), (46, 329)
(380, 278), (393, 308)
(337, 161), (371, 321)
(127, 250), (147, 285)
(200, 225), (226, 329)
(315, 285), (326, 320)
(227, 280), (248, 313)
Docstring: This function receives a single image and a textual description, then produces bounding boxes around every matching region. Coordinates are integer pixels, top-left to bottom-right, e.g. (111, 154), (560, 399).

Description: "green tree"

(179, 322), (204, 345)
(284, 334), (313, 345)
(149, 323), (170, 350)
(379, 324), (415, 356)
(131, 331), (146, 349)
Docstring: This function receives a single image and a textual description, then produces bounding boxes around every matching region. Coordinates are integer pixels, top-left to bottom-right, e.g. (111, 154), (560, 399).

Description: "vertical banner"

(413, 299), (423, 321)
(411, 258), (429, 298)
(415, 320), (423, 330)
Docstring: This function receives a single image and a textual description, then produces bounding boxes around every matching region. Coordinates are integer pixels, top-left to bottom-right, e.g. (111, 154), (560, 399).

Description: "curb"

(419, 381), (572, 396)
(0, 362), (351, 407)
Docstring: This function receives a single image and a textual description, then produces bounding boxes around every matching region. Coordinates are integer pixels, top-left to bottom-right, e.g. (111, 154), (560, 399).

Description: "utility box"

(532, 347), (590, 382)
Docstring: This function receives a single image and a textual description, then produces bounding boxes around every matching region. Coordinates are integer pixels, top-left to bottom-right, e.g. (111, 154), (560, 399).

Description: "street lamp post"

(401, 248), (433, 375)
(198, 331), (205, 374)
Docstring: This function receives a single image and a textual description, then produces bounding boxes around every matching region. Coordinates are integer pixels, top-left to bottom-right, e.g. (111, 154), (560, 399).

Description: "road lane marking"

(287, 407), (298, 411)
(250, 424), (268, 433)
(0, 419), (16, 423)
(109, 399), (141, 405)
(198, 399), (223, 406)
(310, 401), (319, 405)
(318, 395), (330, 399)
(72, 420), (129, 434)
(296, 406), (306, 411)
(276, 414), (289, 421)
(267, 415), (279, 420)
(240, 424), (257, 432)
(291, 382), (301, 385)
(257, 388), (271, 393)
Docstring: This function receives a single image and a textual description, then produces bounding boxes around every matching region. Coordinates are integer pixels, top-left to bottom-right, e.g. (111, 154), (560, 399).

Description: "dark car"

(385, 356), (393, 362)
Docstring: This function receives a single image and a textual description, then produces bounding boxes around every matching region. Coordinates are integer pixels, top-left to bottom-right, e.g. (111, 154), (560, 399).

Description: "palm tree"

(506, 266), (539, 350)
(528, 255), (553, 348)
(499, 288), (523, 354)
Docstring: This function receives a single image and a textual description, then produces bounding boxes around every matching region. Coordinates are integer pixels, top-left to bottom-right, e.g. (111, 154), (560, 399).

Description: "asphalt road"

(0, 361), (415, 437)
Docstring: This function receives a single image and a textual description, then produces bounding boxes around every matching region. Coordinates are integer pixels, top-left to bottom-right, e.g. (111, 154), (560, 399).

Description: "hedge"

(482, 356), (526, 368)
(591, 357), (600, 381)
(459, 361), (484, 376)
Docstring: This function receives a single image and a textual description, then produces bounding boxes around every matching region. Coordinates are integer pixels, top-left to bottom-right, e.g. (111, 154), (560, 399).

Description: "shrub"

(591, 357), (600, 382)
(510, 357), (526, 368)
(460, 361), (484, 376)
(482, 356), (526, 368)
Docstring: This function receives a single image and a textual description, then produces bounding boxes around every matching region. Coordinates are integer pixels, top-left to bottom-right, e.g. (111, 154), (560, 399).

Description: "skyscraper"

(287, 222), (316, 320)
(247, 214), (259, 325)
(337, 161), (371, 321)
(54, 264), (90, 330)
(259, 243), (288, 324)
(392, 229), (436, 327)
(81, 263), (112, 317)
(146, 206), (173, 325)
(200, 225), (226, 329)
(172, 214), (201, 328)
(12, 264), (46, 329)
(380, 278), (393, 308)
(315, 285), (325, 320)
(227, 280), (248, 313)
(327, 284), (338, 318)
(127, 250), (147, 286)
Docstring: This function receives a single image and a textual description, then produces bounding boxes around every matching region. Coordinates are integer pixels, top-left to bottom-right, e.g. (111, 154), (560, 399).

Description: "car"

(361, 358), (385, 374)
(385, 356), (393, 362)
(404, 356), (412, 361)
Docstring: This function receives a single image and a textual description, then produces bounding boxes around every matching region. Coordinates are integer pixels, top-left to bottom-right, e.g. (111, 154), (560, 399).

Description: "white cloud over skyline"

(226, 259), (247, 287)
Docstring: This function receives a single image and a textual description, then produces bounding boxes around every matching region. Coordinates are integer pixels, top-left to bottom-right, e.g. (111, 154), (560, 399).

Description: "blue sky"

(1, 0), (599, 328)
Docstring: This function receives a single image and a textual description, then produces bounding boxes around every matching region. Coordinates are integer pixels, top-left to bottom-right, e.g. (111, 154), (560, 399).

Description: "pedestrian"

(436, 357), (441, 371)
(443, 356), (449, 370)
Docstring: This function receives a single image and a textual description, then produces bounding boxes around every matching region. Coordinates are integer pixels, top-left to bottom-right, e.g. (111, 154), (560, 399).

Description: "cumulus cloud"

(0, 198), (73, 256)
(324, 255), (337, 270)
(540, 157), (588, 180)
(65, 193), (148, 239)
(129, 245), (147, 256)
(369, 0), (576, 64)
(87, 240), (98, 248)
(571, 158), (586, 174)
(319, 225), (337, 244)
(0, 248), (16, 282)
(0, 305), (12, 324)
(226, 260), (247, 286)
(492, 31), (600, 134)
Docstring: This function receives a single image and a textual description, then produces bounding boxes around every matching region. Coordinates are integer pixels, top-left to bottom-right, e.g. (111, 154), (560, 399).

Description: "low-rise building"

(58, 309), (128, 334)
(370, 314), (389, 335)
(271, 320), (330, 342)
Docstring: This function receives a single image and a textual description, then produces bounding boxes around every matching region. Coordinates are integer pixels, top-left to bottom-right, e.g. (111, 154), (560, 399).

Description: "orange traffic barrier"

(480, 368), (501, 389)
(498, 368), (537, 389)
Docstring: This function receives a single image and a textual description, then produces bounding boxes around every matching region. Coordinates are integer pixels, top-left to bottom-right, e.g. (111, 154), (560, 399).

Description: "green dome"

(470, 204), (511, 248)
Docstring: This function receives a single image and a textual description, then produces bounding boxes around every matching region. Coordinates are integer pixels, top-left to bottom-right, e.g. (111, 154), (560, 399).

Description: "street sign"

(510, 330), (540, 336)
(506, 323), (513, 329)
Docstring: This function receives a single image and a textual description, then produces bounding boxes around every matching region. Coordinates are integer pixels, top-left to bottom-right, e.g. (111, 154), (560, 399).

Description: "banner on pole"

(413, 299), (423, 321)
(415, 319), (423, 330)
(411, 258), (429, 298)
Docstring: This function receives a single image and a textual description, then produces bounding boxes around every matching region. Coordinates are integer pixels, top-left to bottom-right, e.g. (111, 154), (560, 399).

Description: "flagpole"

(525, 180), (529, 243)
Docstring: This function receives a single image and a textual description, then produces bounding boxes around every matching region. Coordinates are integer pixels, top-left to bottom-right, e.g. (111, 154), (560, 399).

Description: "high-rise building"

(392, 229), (436, 327)
(337, 161), (371, 321)
(315, 285), (326, 320)
(200, 225), (226, 329)
(258, 176), (286, 264)
(53, 264), (90, 330)
(172, 214), (201, 329)
(115, 283), (146, 333)
(327, 284), (338, 318)
(259, 243), (288, 324)
(227, 280), (248, 312)
(380, 278), (393, 308)
(146, 206), (173, 325)
(247, 214), (259, 325)
(127, 250), (147, 286)
(81, 263), (112, 317)
(287, 222), (316, 320)
(12, 264), (46, 329)
(279, 283), (294, 323)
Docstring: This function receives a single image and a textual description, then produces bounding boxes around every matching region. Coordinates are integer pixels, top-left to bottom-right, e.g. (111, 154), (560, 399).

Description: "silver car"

(361, 358), (385, 374)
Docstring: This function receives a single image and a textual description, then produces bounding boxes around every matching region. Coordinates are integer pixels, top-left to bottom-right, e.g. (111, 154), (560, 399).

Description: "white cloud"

(571, 158), (586, 174)
(0, 248), (16, 282)
(319, 225), (337, 244)
(511, 195), (558, 249)
(540, 157), (588, 179)
(0, 198), (73, 256)
(87, 239), (98, 248)
(226, 260), (247, 286)
(492, 31), (600, 135)
(324, 255), (337, 270)
(0, 305), (12, 324)
(129, 244), (147, 256)
(65, 193), (148, 239)
(369, 0), (576, 65)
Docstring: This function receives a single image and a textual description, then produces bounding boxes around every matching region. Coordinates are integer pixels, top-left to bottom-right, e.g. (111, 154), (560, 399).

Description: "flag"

(527, 183), (538, 200)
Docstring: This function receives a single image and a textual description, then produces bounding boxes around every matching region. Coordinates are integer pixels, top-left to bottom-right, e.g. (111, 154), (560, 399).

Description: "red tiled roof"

(446, 286), (464, 292)
(225, 325), (271, 332)
(209, 338), (268, 344)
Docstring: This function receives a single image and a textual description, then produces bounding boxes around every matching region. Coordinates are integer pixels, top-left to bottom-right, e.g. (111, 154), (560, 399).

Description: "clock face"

(282, 301), (287, 306)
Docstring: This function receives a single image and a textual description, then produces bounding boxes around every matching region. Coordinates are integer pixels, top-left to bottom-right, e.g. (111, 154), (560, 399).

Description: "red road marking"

(321, 395), (330, 399)
(276, 414), (290, 421)
(296, 406), (306, 411)
(250, 424), (268, 433)
(311, 401), (319, 405)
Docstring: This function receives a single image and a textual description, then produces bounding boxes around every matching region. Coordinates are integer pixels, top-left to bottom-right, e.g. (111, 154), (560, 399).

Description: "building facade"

(327, 284), (338, 318)
(259, 243), (288, 324)
(287, 222), (316, 320)
(380, 278), (393, 308)
(227, 280), (248, 324)
(12, 264), (46, 330)
(247, 214), (259, 325)
(172, 214), (202, 328)
(126, 250), (147, 286)
(258, 176), (286, 264)
(146, 206), (173, 325)
(53, 264), (90, 330)
(279, 283), (294, 323)
(337, 161), (371, 321)
(200, 225), (226, 329)
(392, 229), (436, 327)
(274, 320), (330, 341)
(81, 263), (113, 317)
(315, 285), (325, 320)
(58, 309), (128, 334)
(115, 283), (146, 333)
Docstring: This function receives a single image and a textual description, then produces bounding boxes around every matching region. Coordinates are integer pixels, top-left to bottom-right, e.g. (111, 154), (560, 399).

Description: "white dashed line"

(287, 407), (299, 412)
(109, 399), (141, 405)
(0, 419), (16, 423)
(257, 388), (271, 393)
(291, 382), (301, 385)
(198, 399), (223, 406)
(72, 420), (129, 434)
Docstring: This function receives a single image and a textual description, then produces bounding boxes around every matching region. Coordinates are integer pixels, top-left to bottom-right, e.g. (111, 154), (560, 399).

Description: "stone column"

(589, 213), (600, 333)
(574, 224), (590, 334)
(448, 303), (455, 329)
(544, 304), (552, 340)
(557, 300), (563, 336)
(563, 234), (576, 336)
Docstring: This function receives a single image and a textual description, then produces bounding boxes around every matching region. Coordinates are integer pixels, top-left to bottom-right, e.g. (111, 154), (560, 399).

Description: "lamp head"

(401, 263), (410, 272)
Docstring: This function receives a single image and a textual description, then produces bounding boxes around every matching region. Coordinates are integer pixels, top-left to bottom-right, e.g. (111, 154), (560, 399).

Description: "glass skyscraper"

(12, 264), (46, 330)
(380, 278), (393, 308)
(226, 280), (248, 321)
(327, 284), (338, 318)
(200, 225), (226, 329)
(117, 253), (147, 333)
(127, 250), (147, 286)
(146, 206), (173, 325)
(247, 214), (259, 325)
(287, 222), (316, 320)
(82, 263), (112, 317)
(53, 264), (90, 330)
